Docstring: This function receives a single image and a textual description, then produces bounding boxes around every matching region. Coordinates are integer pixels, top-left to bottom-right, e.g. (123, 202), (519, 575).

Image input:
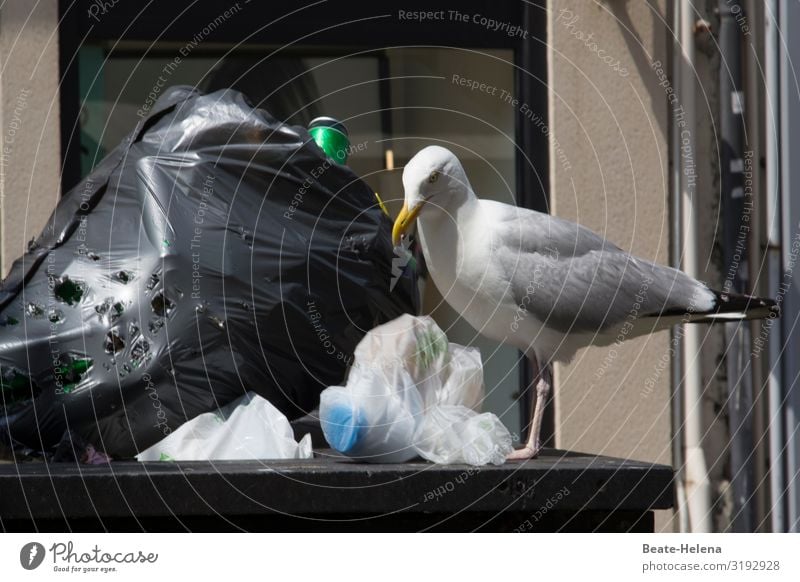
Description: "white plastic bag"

(319, 314), (512, 465)
(137, 392), (312, 461)
(413, 406), (512, 465)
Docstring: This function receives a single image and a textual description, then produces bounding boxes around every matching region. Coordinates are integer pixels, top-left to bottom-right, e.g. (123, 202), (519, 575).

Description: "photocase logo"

(20, 542), (46, 570)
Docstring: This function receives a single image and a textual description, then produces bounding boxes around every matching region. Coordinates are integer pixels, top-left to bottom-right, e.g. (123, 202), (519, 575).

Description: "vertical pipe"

(670, 0), (690, 534)
(764, 0), (785, 533)
(778, 0), (800, 533)
(680, 0), (713, 533)
(719, 0), (753, 533)
(744, 0), (768, 532)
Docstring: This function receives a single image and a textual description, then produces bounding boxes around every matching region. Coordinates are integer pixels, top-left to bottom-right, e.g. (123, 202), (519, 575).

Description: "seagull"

(392, 146), (779, 461)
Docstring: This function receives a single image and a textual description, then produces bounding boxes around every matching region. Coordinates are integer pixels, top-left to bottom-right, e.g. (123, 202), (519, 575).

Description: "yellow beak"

(392, 202), (424, 246)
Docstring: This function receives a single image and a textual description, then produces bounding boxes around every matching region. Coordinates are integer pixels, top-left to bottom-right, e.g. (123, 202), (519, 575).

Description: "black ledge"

(0, 449), (673, 532)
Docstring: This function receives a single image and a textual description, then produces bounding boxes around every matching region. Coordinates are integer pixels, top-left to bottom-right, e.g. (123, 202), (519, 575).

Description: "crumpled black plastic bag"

(0, 86), (416, 458)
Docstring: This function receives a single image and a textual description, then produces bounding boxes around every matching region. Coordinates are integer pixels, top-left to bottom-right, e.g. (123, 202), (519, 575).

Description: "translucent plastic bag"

(319, 315), (512, 465)
(413, 406), (512, 465)
(137, 392), (312, 461)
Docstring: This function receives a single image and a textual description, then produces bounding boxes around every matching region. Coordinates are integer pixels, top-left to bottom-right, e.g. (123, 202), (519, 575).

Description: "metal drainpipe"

(764, 0), (785, 533)
(680, 0), (713, 533)
(778, 0), (800, 533)
(743, 0), (768, 532)
(670, 0), (690, 534)
(719, 0), (754, 533)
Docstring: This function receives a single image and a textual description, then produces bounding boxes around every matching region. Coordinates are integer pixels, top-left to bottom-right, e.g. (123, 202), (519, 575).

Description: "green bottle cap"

(308, 116), (350, 164)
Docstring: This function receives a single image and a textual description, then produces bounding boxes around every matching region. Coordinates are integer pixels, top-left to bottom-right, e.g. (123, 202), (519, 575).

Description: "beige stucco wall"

(0, 0), (61, 276)
(547, 0), (674, 479)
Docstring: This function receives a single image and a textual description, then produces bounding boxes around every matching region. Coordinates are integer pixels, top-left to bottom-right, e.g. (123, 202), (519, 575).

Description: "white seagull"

(392, 146), (778, 461)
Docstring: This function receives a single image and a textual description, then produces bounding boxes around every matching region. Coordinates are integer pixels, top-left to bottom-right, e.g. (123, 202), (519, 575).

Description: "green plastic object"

(308, 116), (350, 165)
(57, 357), (93, 394)
(53, 277), (85, 305)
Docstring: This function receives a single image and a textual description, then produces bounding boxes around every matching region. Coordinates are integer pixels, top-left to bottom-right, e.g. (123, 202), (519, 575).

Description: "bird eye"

(428, 171), (439, 183)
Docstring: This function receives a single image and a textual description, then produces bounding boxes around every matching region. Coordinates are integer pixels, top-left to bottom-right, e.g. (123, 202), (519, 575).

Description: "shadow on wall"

(609, 0), (670, 144)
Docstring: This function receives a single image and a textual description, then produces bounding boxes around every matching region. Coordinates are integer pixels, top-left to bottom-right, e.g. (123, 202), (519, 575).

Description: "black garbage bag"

(0, 86), (417, 458)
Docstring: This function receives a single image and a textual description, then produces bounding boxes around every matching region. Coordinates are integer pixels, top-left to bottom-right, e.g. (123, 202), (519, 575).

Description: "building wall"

(0, 0), (61, 276)
(547, 0), (675, 527)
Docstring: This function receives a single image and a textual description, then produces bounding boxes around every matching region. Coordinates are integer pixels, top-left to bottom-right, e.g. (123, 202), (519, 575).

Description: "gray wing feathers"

(494, 206), (623, 256)
(494, 208), (712, 333)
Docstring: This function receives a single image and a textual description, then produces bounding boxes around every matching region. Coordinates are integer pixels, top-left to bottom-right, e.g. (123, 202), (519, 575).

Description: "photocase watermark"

(46, 541), (158, 574)
(74, 177), (95, 258)
(87, 0), (122, 22)
(20, 542), (46, 570)
(651, 60), (677, 106)
(190, 174), (214, 299)
(307, 300), (353, 366)
(513, 486), (571, 531)
(137, 56), (182, 118)
(451, 73), (501, 97)
(1, 87), (31, 145)
(0, 87), (32, 199)
(652, 58), (695, 175)
(652, 59), (697, 191)
(21, 539), (158, 573)
(285, 159), (332, 221)
(752, 223), (800, 358)
(285, 140), (368, 222)
(522, 104), (572, 173)
(510, 244), (560, 332)
(37, 178), (97, 396)
(450, 74), (571, 172)
(136, 2), (245, 118)
(679, 119), (697, 191)
(722, 150), (754, 293)
(556, 8), (629, 77)
(722, 0), (752, 37)
(451, 10), (529, 39)
(143, 373), (171, 437)
(593, 275), (654, 381)
(397, 9), (529, 39)
(421, 466), (479, 503)
(46, 251), (66, 395)
(641, 298), (700, 399)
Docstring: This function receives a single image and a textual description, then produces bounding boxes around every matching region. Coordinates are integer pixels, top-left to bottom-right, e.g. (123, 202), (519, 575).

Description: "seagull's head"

(392, 146), (470, 245)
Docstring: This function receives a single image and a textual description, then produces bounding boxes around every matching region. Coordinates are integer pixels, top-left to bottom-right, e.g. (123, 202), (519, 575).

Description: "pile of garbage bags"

(0, 86), (416, 458)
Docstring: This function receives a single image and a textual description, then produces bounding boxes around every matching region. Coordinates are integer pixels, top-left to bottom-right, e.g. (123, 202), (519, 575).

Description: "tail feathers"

(688, 290), (780, 323)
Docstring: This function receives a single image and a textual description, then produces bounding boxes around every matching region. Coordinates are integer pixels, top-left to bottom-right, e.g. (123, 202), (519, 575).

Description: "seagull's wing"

(485, 201), (714, 333)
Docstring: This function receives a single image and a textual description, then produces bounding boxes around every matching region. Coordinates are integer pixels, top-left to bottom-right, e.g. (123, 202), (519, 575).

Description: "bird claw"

(506, 445), (540, 461)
